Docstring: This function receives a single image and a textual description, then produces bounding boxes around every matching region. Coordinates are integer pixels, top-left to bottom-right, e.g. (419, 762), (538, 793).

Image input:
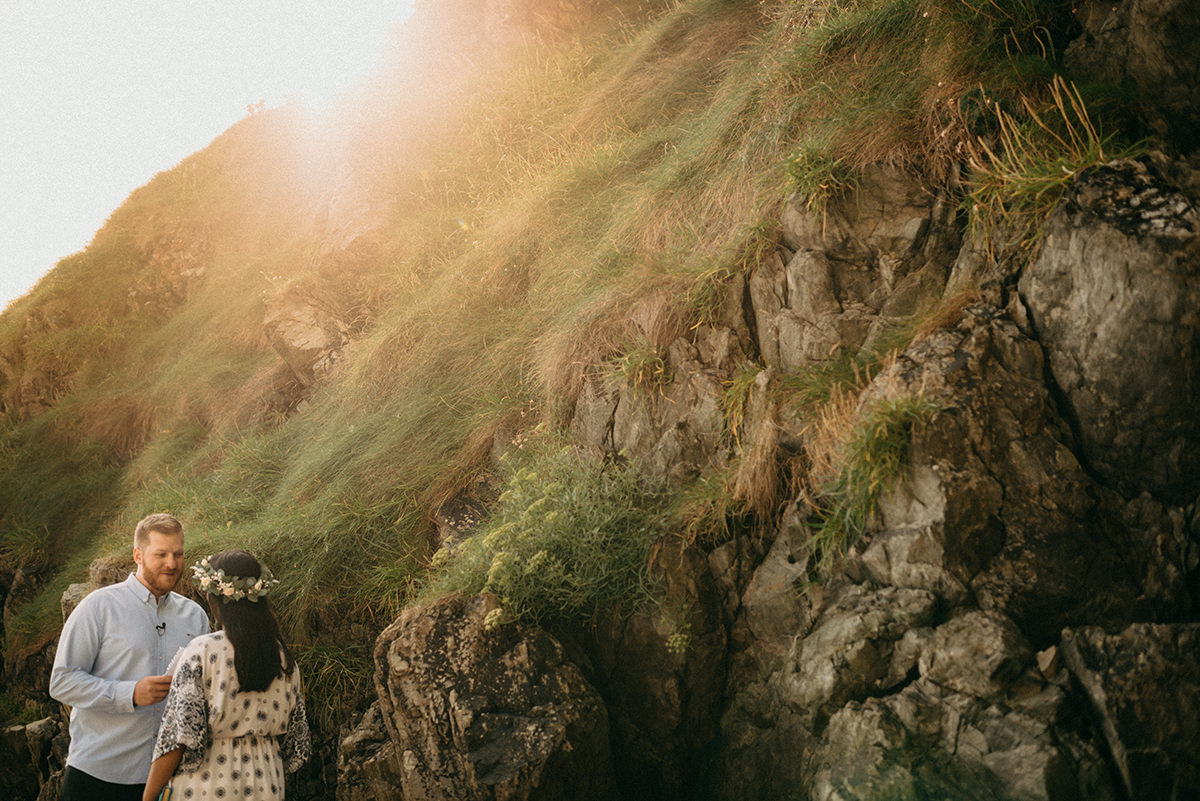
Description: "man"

(50, 513), (210, 801)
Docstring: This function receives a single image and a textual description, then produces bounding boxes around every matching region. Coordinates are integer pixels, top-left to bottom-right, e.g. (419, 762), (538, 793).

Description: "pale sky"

(1, 1), (413, 311)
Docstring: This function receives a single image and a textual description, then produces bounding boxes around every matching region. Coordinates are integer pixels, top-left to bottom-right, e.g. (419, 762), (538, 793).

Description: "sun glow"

(0, 1), (414, 310)
(231, 2), (416, 112)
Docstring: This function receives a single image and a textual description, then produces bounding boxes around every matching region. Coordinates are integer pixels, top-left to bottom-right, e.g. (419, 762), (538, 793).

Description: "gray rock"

(59, 584), (90, 623)
(1019, 158), (1200, 502)
(918, 611), (1032, 701)
(0, 715), (66, 801)
(809, 676), (1118, 801)
(611, 337), (729, 481)
(732, 513), (817, 676)
(1060, 623), (1200, 801)
(572, 320), (746, 482)
(262, 285), (350, 386)
(753, 165), (956, 370)
(852, 305), (1171, 641)
(335, 703), (405, 801)
(778, 584), (938, 728)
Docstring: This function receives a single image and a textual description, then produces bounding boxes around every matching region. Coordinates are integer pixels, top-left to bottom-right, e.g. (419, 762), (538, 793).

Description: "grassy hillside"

(1, 0), (1132, 725)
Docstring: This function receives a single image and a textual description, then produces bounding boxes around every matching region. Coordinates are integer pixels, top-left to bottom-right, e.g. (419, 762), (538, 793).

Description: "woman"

(143, 551), (310, 801)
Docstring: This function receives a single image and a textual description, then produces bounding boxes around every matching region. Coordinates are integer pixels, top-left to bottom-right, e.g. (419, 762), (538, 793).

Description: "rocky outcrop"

(340, 150), (1200, 799)
(360, 593), (616, 801)
(570, 289), (751, 481)
(262, 285), (351, 387)
(340, 539), (727, 801)
(0, 716), (67, 801)
(751, 165), (960, 370)
(1020, 158), (1200, 502)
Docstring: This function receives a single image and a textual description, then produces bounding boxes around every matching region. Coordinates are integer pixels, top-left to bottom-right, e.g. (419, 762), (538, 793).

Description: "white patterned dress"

(153, 631), (310, 800)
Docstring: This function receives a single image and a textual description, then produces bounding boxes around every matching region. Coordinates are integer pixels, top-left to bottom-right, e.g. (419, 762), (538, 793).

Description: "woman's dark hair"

(204, 550), (295, 693)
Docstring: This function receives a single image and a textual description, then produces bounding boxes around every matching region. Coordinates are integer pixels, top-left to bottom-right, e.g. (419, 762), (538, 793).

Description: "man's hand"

(133, 674), (172, 707)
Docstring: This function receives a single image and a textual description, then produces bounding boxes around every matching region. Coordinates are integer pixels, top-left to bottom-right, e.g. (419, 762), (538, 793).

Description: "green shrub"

(424, 443), (666, 627)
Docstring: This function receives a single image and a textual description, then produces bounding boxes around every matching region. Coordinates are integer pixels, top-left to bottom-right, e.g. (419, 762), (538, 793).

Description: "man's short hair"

(133, 513), (184, 550)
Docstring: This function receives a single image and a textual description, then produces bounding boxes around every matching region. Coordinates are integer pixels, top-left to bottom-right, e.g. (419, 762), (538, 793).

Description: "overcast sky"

(1, 1), (412, 311)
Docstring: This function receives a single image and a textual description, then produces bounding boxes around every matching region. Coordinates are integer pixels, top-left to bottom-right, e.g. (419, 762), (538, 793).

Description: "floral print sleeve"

(153, 646), (210, 772)
(280, 673), (311, 773)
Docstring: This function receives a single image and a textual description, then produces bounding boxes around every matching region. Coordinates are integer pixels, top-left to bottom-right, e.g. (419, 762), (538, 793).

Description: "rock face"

(706, 297), (1185, 801)
(0, 716), (67, 801)
(1060, 624), (1200, 801)
(751, 166), (959, 370)
(571, 308), (750, 482)
(361, 593), (616, 801)
(1065, 0), (1200, 154)
(1019, 159), (1200, 502)
(340, 153), (1200, 800)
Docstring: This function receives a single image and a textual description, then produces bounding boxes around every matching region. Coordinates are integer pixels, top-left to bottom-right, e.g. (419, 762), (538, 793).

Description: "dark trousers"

(60, 765), (144, 801)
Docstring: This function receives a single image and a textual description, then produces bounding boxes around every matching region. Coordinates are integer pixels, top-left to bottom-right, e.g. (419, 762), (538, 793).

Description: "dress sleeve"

(280, 671), (311, 774)
(153, 647), (210, 772)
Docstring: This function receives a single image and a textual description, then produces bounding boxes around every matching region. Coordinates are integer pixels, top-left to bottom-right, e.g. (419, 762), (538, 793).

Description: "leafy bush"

(424, 443), (666, 627)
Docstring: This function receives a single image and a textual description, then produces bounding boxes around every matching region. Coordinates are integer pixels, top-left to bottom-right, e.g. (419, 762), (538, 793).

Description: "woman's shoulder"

(182, 630), (228, 656)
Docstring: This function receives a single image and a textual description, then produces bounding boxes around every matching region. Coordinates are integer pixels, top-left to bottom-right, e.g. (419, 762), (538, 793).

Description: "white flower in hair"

(191, 556), (280, 603)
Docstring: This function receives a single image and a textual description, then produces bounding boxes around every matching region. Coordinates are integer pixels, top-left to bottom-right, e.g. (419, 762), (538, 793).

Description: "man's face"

(134, 530), (185, 597)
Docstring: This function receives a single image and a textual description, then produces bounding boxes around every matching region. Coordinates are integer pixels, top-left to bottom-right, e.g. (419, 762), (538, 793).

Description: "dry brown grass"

(731, 399), (783, 520)
(912, 286), (983, 340)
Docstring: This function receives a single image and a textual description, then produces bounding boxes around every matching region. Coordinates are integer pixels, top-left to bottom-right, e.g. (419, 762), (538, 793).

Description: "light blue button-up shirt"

(50, 573), (210, 784)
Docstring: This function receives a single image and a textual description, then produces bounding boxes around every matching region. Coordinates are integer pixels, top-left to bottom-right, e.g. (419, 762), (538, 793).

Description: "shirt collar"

(123, 572), (171, 608)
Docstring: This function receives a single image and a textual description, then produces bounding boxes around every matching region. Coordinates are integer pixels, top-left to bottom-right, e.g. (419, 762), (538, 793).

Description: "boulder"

(1019, 158), (1200, 503)
(368, 593), (616, 801)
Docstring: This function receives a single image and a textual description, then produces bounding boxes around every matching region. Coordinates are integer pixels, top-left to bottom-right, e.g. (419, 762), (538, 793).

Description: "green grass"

(811, 395), (940, 568)
(295, 643), (375, 732)
(608, 335), (672, 397)
(964, 75), (1145, 249)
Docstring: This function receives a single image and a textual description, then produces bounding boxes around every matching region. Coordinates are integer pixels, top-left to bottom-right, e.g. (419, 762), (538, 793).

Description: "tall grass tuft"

(965, 75), (1144, 249)
(809, 394), (939, 567)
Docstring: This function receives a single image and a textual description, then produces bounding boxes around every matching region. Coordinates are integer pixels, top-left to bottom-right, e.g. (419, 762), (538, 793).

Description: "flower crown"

(192, 556), (279, 603)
